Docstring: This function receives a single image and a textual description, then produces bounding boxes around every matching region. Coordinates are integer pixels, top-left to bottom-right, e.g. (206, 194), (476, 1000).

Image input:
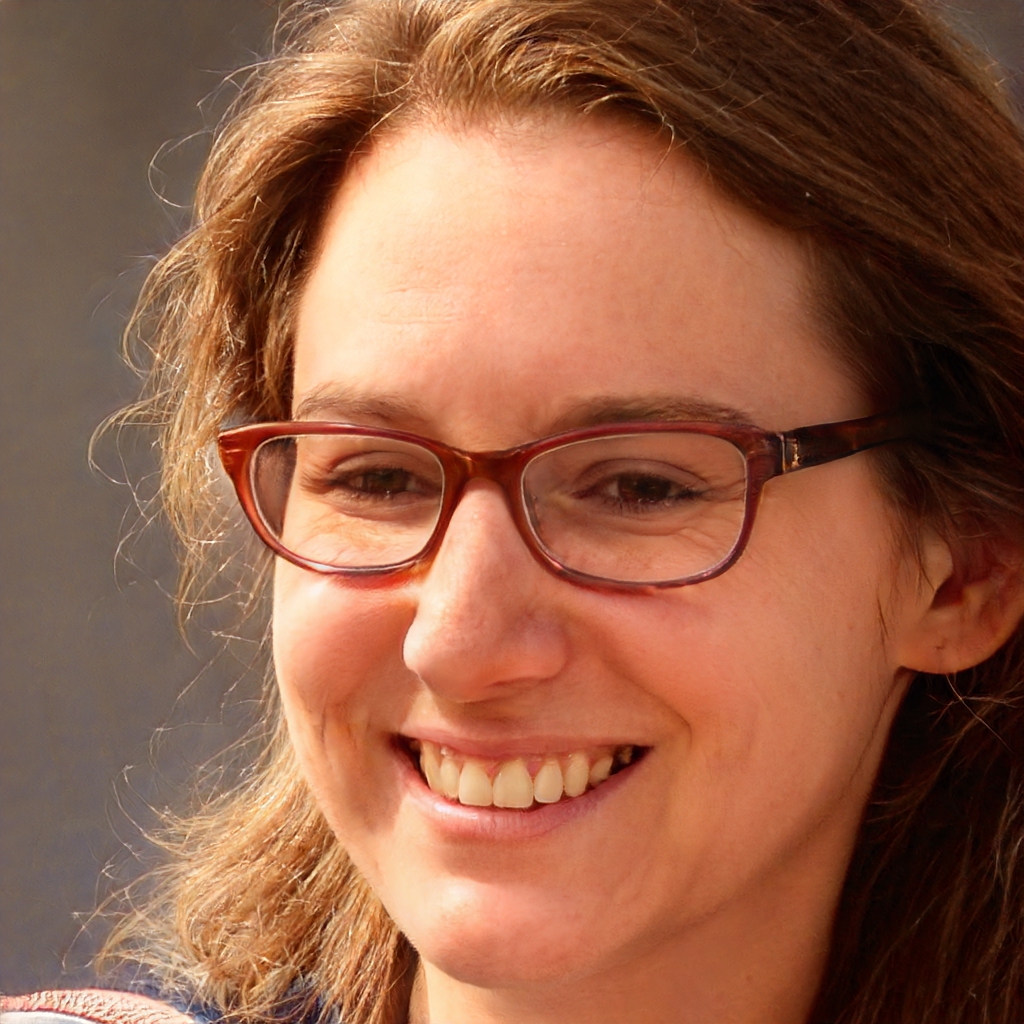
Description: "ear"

(897, 527), (1024, 674)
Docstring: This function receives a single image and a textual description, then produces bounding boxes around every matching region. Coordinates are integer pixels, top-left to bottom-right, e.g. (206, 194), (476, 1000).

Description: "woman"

(4, 1), (1022, 1022)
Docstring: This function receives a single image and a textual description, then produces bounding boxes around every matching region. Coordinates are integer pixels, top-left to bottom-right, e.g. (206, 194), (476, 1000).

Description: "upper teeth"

(414, 739), (636, 808)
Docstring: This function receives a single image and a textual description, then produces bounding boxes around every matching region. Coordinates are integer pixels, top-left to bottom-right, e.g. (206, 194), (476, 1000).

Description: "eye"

(576, 467), (706, 512)
(314, 460), (441, 505)
(332, 466), (432, 498)
(293, 444), (443, 512)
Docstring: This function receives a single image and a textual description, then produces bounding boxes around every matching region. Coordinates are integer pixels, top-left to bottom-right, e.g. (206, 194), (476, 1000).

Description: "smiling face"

(274, 116), (926, 1021)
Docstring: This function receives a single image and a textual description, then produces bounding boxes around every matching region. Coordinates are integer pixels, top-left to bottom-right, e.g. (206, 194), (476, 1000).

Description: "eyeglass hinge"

(781, 435), (802, 473)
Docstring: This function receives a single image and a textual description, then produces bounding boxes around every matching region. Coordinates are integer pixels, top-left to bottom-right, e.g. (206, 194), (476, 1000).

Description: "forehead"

(294, 116), (863, 443)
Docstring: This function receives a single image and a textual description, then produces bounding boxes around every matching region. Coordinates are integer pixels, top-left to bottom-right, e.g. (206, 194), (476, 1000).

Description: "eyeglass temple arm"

(778, 410), (928, 473)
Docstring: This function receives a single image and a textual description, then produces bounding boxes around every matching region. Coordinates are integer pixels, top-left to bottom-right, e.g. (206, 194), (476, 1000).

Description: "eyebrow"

(293, 384), (433, 428)
(546, 395), (754, 431)
(292, 383), (754, 434)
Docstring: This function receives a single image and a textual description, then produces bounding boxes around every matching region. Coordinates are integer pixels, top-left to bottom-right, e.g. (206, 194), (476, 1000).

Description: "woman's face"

(275, 117), (926, 1003)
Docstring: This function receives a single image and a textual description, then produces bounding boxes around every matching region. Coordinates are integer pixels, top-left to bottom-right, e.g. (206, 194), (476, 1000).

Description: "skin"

(273, 116), (960, 1024)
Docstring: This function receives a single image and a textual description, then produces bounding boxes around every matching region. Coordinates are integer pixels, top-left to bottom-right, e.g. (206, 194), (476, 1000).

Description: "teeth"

(439, 756), (461, 799)
(415, 740), (639, 809)
(589, 755), (613, 787)
(493, 759), (533, 809)
(563, 751), (589, 798)
(422, 742), (442, 792)
(533, 760), (564, 804)
(458, 761), (493, 807)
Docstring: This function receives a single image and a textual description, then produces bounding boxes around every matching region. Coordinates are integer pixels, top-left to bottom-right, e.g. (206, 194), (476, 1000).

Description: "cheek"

(608, 467), (904, 819)
(271, 566), (411, 829)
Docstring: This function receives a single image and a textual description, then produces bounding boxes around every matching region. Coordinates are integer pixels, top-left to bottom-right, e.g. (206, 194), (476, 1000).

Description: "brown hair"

(102, 2), (1024, 1022)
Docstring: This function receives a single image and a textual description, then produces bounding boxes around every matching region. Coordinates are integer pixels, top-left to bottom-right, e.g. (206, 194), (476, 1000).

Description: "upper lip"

(398, 730), (645, 760)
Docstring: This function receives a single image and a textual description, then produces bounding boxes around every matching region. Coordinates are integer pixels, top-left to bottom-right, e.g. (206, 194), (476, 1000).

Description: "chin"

(392, 880), (630, 987)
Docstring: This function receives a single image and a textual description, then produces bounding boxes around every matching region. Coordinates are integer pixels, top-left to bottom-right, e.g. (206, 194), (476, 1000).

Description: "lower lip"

(395, 745), (645, 841)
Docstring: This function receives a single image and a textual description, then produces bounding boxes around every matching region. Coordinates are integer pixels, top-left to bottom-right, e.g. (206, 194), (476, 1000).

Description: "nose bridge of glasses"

(433, 447), (537, 555)
(439, 447), (529, 516)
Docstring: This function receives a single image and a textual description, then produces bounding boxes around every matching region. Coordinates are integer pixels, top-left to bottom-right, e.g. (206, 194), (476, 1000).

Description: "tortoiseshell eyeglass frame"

(217, 410), (924, 591)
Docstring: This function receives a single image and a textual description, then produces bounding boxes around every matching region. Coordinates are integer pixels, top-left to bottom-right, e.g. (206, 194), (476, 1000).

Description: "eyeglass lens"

(250, 432), (749, 583)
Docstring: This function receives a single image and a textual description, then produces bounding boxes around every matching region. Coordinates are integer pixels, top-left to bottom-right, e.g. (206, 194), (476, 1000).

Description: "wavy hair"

(101, 2), (1024, 1022)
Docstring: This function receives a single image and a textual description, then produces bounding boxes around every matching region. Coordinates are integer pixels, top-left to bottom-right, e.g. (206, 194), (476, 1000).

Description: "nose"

(402, 481), (570, 703)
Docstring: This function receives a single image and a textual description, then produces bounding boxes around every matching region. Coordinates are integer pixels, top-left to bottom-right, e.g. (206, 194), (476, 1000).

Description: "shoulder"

(1, 990), (198, 1024)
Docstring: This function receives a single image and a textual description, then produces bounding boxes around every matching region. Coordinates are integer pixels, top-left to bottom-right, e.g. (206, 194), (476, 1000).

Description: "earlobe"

(897, 529), (1024, 675)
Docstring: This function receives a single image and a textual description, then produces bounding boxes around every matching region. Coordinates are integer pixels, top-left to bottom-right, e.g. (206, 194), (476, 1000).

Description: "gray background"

(1, 0), (1021, 997)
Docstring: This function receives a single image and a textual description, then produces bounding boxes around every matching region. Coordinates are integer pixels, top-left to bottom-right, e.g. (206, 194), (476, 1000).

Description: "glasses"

(217, 411), (920, 590)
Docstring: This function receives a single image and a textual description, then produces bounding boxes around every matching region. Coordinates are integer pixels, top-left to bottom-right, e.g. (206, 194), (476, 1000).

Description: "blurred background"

(1, 0), (1021, 997)
(0, 0), (280, 993)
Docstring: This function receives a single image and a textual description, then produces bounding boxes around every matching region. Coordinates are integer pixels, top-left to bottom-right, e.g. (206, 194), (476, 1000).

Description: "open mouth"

(401, 737), (647, 810)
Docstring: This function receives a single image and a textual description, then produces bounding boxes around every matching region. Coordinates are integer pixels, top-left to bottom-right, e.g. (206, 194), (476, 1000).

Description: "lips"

(404, 738), (644, 809)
